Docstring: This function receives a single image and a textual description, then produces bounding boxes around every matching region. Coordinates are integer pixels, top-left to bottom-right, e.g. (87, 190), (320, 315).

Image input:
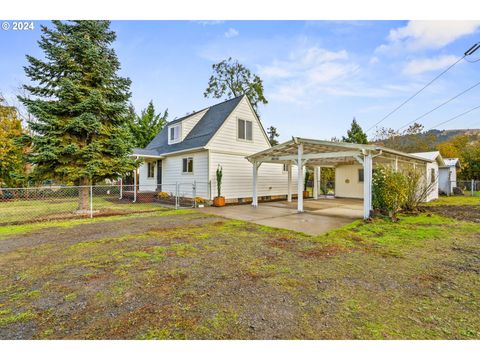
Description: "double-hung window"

(147, 162), (155, 178)
(358, 169), (364, 182)
(182, 157), (193, 174)
(169, 124), (181, 143)
(237, 119), (253, 141)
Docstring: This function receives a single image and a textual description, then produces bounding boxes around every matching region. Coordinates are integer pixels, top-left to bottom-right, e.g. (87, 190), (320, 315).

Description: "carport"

(246, 137), (432, 219)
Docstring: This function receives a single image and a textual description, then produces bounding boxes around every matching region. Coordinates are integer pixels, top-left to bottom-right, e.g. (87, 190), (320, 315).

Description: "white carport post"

(297, 143), (304, 212)
(252, 161), (260, 207)
(313, 166), (319, 200)
(287, 162), (292, 202)
(363, 152), (373, 219)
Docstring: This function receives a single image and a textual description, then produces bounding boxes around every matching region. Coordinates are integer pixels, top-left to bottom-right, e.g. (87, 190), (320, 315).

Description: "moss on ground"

(0, 207), (478, 339)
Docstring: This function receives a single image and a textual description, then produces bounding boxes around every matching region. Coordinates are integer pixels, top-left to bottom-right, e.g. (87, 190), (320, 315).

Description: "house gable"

(143, 96), (243, 156)
(205, 95), (271, 154)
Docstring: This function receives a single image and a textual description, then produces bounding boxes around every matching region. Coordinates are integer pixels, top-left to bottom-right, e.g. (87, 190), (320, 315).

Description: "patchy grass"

(426, 195), (480, 206)
(0, 208), (478, 339)
(0, 196), (169, 226)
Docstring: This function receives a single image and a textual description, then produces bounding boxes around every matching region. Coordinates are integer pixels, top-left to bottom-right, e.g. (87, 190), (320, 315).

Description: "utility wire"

(396, 79), (480, 131)
(426, 104), (480, 131)
(365, 55), (465, 133)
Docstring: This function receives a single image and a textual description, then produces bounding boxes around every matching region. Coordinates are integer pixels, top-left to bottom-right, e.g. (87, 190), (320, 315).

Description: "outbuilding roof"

(443, 158), (461, 168)
(409, 151), (445, 166)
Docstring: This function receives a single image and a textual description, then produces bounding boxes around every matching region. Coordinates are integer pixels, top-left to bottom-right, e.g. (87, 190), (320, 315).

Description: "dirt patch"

(0, 213), (221, 254)
(299, 244), (350, 259)
(422, 205), (480, 223)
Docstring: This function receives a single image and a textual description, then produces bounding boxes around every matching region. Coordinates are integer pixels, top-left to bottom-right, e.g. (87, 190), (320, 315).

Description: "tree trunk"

(78, 177), (90, 212)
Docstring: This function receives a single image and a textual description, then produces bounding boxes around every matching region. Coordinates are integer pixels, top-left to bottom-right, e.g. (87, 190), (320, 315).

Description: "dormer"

(167, 108), (208, 145)
(168, 123), (182, 145)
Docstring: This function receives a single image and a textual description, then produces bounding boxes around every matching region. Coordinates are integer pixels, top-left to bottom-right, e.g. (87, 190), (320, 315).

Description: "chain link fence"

(0, 182), (210, 226)
(449, 180), (480, 196)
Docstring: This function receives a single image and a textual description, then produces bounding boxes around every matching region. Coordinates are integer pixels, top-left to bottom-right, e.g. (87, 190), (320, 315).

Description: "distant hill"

(425, 128), (480, 145)
(372, 128), (480, 153)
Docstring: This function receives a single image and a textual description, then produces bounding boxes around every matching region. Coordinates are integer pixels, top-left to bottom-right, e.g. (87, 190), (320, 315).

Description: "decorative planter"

(213, 196), (225, 207)
(303, 191), (309, 198)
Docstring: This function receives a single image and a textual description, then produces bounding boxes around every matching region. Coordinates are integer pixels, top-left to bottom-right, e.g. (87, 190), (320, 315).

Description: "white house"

(132, 95), (298, 202)
(409, 151), (445, 202)
(438, 158), (461, 195)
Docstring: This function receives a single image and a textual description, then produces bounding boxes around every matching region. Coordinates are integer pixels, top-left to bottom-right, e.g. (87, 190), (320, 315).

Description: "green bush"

(372, 166), (408, 219)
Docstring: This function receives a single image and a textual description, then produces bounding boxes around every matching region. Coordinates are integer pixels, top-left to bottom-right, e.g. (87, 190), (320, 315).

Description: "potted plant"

(213, 165), (225, 207)
(303, 170), (310, 198)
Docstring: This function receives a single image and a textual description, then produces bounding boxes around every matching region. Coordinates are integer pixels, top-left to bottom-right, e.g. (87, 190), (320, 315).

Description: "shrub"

(157, 191), (170, 200)
(402, 167), (437, 211)
(372, 166), (408, 219)
(194, 196), (205, 204)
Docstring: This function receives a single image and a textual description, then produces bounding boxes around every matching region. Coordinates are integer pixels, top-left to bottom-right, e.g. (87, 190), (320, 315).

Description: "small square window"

(182, 157), (193, 174)
(358, 169), (364, 182)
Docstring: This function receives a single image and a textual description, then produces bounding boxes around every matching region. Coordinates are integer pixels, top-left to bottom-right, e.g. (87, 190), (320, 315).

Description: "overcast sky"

(1, 20), (480, 141)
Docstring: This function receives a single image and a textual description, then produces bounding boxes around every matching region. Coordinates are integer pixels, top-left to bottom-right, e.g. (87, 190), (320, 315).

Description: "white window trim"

(168, 123), (182, 144)
(236, 117), (253, 142)
(182, 157), (194, 175)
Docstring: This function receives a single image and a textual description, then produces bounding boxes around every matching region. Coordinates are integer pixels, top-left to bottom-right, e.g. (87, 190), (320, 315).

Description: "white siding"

(138, 160), (158, 192)
(207, 96), (271, 153)
(160, 151), (209, 198)
(425, 162), (439, 201)
(335, 164), (364, 199)
(209, 151), (298, 200)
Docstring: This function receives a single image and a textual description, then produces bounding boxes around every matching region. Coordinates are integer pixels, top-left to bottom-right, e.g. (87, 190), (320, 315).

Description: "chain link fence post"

(193, 181), (197, 208)
(175, 182), (179, 210)
(90, 185), (93, 219)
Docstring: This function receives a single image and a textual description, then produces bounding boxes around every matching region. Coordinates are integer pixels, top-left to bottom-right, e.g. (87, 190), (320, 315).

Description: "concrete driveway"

(197, 198), (363, 235)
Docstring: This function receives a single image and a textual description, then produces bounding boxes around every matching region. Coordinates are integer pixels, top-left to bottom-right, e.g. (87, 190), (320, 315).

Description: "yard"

(0, 197), (479, 339)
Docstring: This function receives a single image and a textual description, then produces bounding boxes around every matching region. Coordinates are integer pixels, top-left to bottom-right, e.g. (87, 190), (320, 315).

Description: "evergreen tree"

(266, 126), (280, 146)
(128, 101), (168, 148)
(204, 57), (268, 112)
(342, 117), (368, 144)
(19, 21), (134, 211)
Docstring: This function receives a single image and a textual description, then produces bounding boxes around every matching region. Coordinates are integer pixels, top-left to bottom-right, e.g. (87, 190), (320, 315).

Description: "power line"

(366, 42), (480, 133)
(426, 104), (480, 131)
(396, 79), (480, 131)
(365, 55), (465, 133)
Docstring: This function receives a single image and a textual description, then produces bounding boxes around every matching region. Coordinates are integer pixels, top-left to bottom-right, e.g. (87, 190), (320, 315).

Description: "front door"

(156, 160), (162, 191)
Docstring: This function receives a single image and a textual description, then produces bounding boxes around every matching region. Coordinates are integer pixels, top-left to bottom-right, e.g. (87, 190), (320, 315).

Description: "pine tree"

(128, 101), (168, 148)
(19, 21), (135, 211)
(266, 126), (280, 146)
(342, 117), (368, 144)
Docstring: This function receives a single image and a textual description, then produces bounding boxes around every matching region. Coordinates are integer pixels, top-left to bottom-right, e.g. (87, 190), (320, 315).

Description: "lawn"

(0, 196), (166, 225)
(0, 205), (479, 339)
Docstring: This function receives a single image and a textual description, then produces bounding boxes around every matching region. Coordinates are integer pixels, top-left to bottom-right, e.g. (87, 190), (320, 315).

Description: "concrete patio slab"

(197, 198), (363, 235)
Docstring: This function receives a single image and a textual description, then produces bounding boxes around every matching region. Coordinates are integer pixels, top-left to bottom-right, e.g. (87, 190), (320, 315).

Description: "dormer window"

(169, 124), (181, 144)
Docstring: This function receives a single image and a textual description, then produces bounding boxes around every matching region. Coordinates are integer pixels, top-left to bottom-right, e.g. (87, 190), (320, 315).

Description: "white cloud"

(224, 28), (239, 38)
(377, 20), (480, 53)
(258, 46), (360, 103)
(403, 55), (460, 75)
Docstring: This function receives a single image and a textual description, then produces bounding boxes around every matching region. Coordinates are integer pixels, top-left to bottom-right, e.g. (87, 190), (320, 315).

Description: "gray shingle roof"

(142, 95), (244, 156)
